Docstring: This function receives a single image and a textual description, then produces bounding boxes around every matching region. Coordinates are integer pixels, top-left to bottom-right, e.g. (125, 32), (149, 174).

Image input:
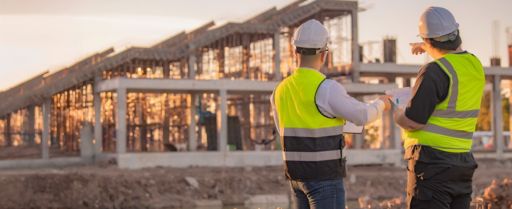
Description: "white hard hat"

(418, 7), (459, 38)
(293, 19), (329, 49)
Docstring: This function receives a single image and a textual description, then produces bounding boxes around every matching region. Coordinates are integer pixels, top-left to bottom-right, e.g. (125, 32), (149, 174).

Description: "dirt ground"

(0, 159), (509, 209)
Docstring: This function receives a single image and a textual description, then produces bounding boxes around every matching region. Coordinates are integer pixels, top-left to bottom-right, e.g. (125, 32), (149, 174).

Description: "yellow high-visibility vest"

(274, 68), (346, 180)
(404, 53), (485, 153)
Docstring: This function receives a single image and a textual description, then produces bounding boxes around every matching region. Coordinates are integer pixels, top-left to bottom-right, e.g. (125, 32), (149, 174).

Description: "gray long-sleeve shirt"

(271, 68), (385, 133)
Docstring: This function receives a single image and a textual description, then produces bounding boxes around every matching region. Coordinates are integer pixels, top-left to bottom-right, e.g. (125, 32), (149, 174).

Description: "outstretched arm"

(316, 80), (390, 126)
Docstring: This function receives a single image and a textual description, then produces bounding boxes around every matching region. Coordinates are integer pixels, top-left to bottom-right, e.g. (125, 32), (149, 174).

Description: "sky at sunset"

(0, 0), (511, 90)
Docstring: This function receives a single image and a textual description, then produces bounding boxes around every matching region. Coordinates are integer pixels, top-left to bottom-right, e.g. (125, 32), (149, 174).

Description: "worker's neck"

(431, 47), (464, 60)
(299, 62), (322, 70)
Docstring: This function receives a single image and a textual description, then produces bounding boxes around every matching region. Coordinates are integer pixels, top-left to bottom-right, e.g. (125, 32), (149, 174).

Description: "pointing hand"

(410, 42), (426, 55)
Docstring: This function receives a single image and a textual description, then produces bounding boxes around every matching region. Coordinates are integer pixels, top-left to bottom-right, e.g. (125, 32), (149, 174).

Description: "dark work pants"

(406, 146), (478, 209)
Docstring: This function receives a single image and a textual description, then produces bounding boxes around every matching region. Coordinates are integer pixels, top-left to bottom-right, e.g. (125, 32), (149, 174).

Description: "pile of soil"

(0, 158), (508, 209)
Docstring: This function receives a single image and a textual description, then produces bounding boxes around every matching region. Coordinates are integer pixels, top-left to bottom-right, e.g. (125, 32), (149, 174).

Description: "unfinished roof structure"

(0, 0), (510, 168)
(0, 0), (372, 161)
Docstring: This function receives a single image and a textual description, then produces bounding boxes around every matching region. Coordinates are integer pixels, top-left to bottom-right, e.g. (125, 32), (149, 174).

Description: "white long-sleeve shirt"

(271, 69), (385, 132)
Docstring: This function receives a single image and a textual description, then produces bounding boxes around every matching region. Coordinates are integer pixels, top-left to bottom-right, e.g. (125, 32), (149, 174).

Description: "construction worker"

(271, 19), (391, 209)
(394, 7), (485, 209)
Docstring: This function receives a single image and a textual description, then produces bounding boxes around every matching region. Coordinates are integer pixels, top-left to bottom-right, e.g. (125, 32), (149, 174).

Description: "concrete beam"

(117, 149), (402, 169)
(360, 63), (512, 78)
(96, 78), (397, 95)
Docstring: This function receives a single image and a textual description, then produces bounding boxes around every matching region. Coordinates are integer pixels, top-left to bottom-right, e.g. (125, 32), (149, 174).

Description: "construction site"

(0, 0), (511, 208)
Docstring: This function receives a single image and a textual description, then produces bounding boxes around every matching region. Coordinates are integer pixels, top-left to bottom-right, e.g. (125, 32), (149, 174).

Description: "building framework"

(0, 0), (510, 169)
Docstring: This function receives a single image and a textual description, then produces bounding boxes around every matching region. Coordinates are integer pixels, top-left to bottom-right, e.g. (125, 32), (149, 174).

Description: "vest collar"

(295, 67), (326, 78)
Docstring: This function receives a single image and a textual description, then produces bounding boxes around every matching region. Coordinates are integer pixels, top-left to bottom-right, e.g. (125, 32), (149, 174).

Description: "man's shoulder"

(274, 76), (292, 91)
(319, 79), (345, 91)
(420, 61), (448, 79)
(321, 78), (338, 86)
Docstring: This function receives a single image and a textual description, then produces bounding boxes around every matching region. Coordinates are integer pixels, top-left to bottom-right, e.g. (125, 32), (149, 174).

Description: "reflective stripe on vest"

(404, 54), (485, 153)
(431, 109), (479, 118)
(423, 124), (474, 139)
(283, 127), (342, 137)
(274, 68), (346, 180)
(283, 150), (341, 162)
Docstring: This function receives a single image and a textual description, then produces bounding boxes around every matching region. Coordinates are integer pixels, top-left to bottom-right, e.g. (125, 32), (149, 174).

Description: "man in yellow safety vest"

(394, 7), (485, 209)
(271, 19), (391, 209)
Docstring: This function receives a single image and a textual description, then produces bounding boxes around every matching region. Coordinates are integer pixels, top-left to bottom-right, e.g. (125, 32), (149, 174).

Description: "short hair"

(427, 30), (462, 51)
(296, 47), (323, 55)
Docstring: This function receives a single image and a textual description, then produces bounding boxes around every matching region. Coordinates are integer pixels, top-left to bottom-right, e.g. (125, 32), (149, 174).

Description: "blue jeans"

(289, 179), (345, 209)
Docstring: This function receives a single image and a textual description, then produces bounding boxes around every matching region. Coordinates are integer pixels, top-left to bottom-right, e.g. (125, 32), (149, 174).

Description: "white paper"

(342, 121), (364, 134)
(385, 87), (412, 108)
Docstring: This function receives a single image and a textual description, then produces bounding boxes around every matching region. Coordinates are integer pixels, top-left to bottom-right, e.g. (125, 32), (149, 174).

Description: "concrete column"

(509, 81), (512, 151)
(162, 96), (171, 147)
(354, 134), (364, 149)
(4, 114), (12, 146)
(26, 105), (35, 145)
(390, 78), (401, 150)
(217, 89), (228, 152)
(242, 34), (251, 79)
(273, 32), (282, 81)
(351, 9), (360, 82)
(93, 76), (103, 155)
(188, 47), (197, 79)
(42, 99), (51, 159)
(392, 115), (402, 150)
(492, 75), (504, 160)
(188, 94), (198, 151)
(116, 88), (127, 154)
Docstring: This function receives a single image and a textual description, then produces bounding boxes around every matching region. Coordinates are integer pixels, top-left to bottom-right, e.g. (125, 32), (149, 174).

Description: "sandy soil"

(0, 159), (509, 209)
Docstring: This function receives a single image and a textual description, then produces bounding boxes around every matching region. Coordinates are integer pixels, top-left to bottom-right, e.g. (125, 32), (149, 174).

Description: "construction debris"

(0, 162), (507, 209)
(358, 196), (404, 209)
(480, 178), (512, 209)
(184, 176), (200, 189)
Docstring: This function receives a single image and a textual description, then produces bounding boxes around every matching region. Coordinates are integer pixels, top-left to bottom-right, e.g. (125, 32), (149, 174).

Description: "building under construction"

(0, 0), (510, 169)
